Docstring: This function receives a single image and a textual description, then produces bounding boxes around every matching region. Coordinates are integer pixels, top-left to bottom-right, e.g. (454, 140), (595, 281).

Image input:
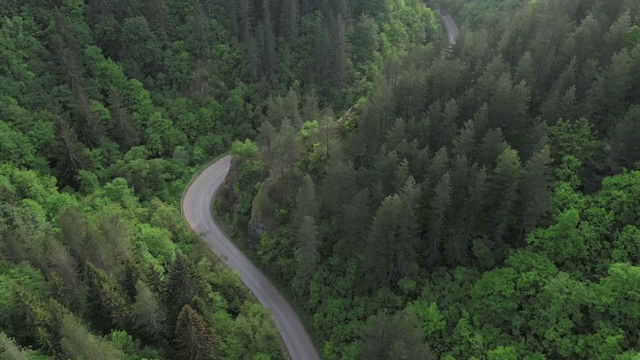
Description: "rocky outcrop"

(246, 176), (277, 245)
(247, 217), (270, 245)
(214, 156), (238, 215)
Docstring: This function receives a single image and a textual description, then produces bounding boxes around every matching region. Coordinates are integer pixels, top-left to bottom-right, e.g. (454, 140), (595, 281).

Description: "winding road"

(182, 155), (321, 360)
(442, 12), (459, 42)
(433, 3), (459, 43)
(182, 8), (458, 360)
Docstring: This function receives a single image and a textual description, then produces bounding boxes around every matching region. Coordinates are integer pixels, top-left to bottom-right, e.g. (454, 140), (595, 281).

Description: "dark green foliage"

(5, 0), (640, 358)
(84, 262), (131, 332)
(360, 310), (435, 360)
(165, 252), (208, 325)
(220, 0), (640, 358)
(173, 305), (222, 360)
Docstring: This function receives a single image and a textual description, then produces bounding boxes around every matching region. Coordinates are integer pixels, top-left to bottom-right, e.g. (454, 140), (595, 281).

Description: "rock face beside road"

(182, 155), (321, 360)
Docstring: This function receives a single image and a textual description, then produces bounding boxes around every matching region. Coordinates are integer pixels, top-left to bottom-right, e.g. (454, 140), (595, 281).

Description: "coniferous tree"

(122, 258), (143, 302)
(447, 155), (473, 265)
(312, 17), (330, 84)
(173, 305), (222, 360)
(361, 310), (435, 360)
(364, 190), (418, 288)
(609, 105), (640, 170)
(519, 146), (553, 240)
(238, 0), (252, 42)
(330, 14), (348, 89)
(280, 0), (298, 46)
(132, 280), (167, 344)
(193, 1), (210, 51)
(59, 313), (127, 360)
(224, 0), (238, 37)
(427, 147), (450, 186)
(0, 333), (30, 360)
(107, 89), (139, 151)
(73, 86), (105, 149)
(245, 36), (260, 81)
(257, 120), (278, 155)
(293, 215), (319, 295)
(55, 118), (92, 188)
(166, 251), (208, 324)
(427, 172), (452, 267)
(142, 0), (172, 34)
(586, 49), (633, 131)
(487, 147), (523, 255)
(261, 0), (278, 82)
(84, 262), (131, 333)
(46, 237), (82, 309)
(147, 264), (165, 295)
(452, 120), (477, 160)
(272, 118), (301, 175)
(335, 188), (371, 257)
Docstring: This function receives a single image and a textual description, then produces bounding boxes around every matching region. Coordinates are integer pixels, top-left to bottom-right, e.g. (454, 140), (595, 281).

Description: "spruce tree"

(173, 305), (222, 360)
(238, 0), (252, 42)
(427, 172), (452, 267)
(280, 0), (298, 45)
(166, 251), (208, 324)
(132, 280), (167, 344)
(84, 262), (130, 332)
(293, 215), (319, 295)
(330, 14), (348, 89)
(55, 118), (92, 188)
(519, 145), (553, 239)
(261, 0), (278, 82)
(487, 147), (523, 255)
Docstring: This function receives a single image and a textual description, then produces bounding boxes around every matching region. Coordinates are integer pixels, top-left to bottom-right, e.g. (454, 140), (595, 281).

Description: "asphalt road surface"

(182, 155), (321, 360)
(442, 13), (459, 42)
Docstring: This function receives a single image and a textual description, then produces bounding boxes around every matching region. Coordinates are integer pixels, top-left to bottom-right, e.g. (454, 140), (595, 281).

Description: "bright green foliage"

(59, 314), (127, 360)
(299, 120), (319, 138)
(488, 346), (518, 360)
(406, 301), (446, 336)
(528, 209), (593, 266)
(231, 139), (260, 159)
(133, 224), (177, 265)
(548, 119), (601, 164)
(0, 333), (31, 360)
(4, 0), (640, 358)
(231, 302), (283, 359)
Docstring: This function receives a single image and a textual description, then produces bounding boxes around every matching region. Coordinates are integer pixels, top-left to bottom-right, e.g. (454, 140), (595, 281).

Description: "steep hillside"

(220, 0), (640, 358)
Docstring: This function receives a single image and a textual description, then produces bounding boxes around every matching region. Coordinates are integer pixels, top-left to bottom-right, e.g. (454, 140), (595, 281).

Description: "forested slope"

(220, 0), (640, 359)
(0, 0), (445, 358)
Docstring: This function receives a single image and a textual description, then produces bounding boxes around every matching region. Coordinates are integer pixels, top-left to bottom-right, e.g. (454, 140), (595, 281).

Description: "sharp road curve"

(182, 9), (458, 360)
(182, 155), (321, 360)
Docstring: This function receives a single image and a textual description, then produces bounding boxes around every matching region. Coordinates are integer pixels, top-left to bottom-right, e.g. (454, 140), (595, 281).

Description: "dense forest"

(217, 0), (640, 359)
(0, 0), (444, 358)
(3, 0), (640, 359)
